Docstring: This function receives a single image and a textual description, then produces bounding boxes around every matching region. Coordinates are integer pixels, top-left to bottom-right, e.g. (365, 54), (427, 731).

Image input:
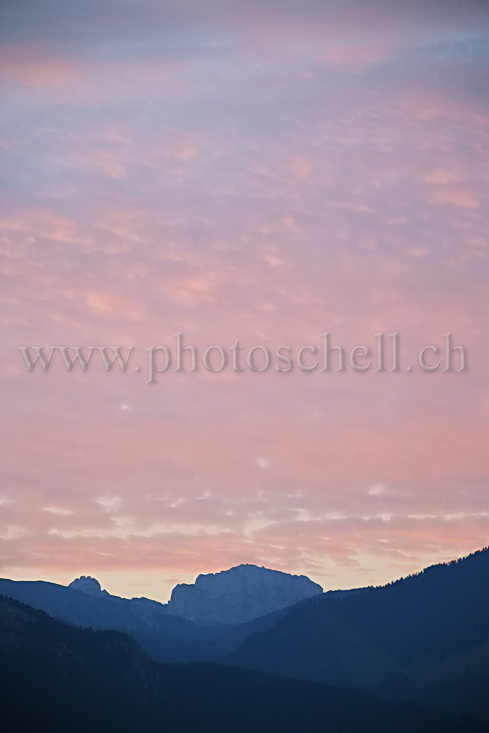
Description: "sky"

(0, 0), (488, 602)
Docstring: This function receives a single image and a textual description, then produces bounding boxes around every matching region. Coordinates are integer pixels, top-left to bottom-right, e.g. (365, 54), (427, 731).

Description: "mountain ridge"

(1, 592), (486, 733)
(226, 546), (489, 722)
(0, 563), (326, 662)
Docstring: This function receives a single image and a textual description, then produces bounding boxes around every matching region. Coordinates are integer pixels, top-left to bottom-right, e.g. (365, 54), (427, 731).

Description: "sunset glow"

(1, 0), (488, 601)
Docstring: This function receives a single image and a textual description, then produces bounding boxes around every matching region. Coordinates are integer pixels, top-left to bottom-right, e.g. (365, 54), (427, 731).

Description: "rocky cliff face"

(167, 564), (323, 624)
(65, 567), (323, 625)
(68, 576), (108, 596)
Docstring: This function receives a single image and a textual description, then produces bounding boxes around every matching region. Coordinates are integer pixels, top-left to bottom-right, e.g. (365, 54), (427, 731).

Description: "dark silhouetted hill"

(0, 576), (219, 662)
(0, 564), (327, 661)
(0, 578), (288, 665)
(227, 547), (489, 722)
(1, 594), (486, 733)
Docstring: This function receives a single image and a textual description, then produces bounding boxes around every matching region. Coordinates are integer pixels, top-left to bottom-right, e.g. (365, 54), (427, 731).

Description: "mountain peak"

(194, 563), (317, 585)
(168, 564), (322, 624)
(68, 576), (108, 596)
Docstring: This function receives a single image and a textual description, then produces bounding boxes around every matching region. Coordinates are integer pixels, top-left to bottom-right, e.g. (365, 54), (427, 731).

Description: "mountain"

(168, 564), (323, 624)
(0, 576), (219, 663)
(0, 576), (170, 632)
(1, 594), (485, 733)
(3, 547), (488, 723)
(0, 564), (324, 662)
(210, 587), (365, 659)
(68, 575), (110, 595)
(227, 547), (489, 722)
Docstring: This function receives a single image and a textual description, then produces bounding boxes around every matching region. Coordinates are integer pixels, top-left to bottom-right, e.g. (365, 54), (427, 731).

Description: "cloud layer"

(1, 0), (488, 599)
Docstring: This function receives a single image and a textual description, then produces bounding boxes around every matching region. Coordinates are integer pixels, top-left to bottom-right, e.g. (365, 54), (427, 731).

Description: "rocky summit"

(68, 576), (109, 596)
(167, 564), (323, 624)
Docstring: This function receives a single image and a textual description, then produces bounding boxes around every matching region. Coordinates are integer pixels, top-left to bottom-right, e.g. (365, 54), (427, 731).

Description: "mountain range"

(228, 547), (489, 722)
(1, 594), (486, 733)
(1, 547), (489, 727)
(0, 563), (328, 663)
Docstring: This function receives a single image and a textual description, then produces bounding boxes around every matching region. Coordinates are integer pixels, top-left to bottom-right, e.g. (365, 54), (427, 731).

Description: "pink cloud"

(1, 0), (488, 598)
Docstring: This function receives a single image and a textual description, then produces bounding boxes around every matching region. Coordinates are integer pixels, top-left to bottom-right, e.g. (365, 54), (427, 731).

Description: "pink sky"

(1, 0), (488, 601)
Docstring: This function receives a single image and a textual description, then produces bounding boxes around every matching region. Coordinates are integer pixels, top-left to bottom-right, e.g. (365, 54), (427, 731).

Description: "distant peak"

(195, 564), (316, 583)
(169, 564), (323, 624)
(68, 576), (107, 596)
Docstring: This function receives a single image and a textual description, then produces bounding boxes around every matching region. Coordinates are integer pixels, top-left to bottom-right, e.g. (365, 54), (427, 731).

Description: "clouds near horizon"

(1, 0), (488, 599)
